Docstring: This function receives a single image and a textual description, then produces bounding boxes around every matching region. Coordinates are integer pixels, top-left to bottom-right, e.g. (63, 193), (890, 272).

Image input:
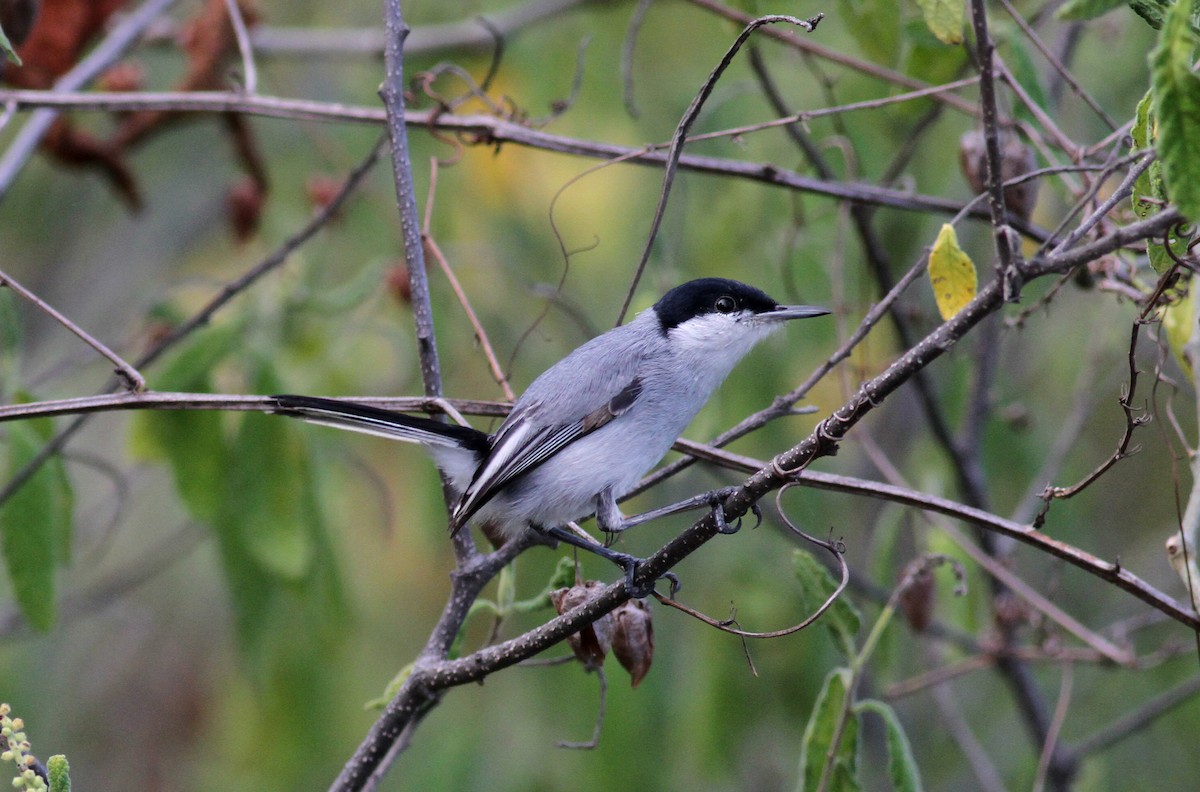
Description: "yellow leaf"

(915, 0), (965, 45)
(928, 224), (977, 320)
(1162, 285), (1196, 380)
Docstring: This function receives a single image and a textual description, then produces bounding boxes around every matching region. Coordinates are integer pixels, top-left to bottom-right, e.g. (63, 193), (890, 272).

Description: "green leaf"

(928, 224), (978, 320)
(855, 700), (924, 792)
(1150, 0), (1200, 221)
(1003, 37), (1049, 124)
(216, 364), (313, 581)
(1131, 90), (1176, 272)
(902, 20), (970, 92)
(1129, 0), (1171, 30)
(0, 22), (21, 66)
(129, 325), (241, 522)
(842, 0), (902, 67)
(0, 417), (74, 631)
(1131, 89), (1161, 219)
(0, 289), (18, 355)
(794, 549), (860, 658)
(1055, 0), (1127, 21)
(798, 668), (861, 792)
(912, 0), (964, 45)
(1162, 285), (1196, 378)
(496, 562), (516, 615)
(1126, 0), (1200, 31)
(366, 662), (414, 710)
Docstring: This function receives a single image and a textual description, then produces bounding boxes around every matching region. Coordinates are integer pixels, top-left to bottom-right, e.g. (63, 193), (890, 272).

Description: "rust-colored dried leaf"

(959, 128), (1039, 222)
(897, 565), (934, 633)
(2, 0), (126, 87)
(227, 176), (264, 242)
(115, 0), (259, 148)
(306, 174), (343, 214)
(611, 598), (653, 687)
(386, 263), (413, 305)
(550, 581), (612, 670)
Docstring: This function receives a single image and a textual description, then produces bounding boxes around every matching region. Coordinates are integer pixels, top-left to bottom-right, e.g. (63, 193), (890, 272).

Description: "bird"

(273, 277), (828, 594)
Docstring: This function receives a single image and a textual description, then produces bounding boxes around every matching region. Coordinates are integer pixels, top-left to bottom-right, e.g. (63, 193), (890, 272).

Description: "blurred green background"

(1, 0), (1197, 790)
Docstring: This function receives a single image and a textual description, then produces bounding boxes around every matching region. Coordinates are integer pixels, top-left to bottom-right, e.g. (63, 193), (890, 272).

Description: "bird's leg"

(605, 486), (763, 535)
(594, 486), (629, 537)
(542, 525), (679, 598)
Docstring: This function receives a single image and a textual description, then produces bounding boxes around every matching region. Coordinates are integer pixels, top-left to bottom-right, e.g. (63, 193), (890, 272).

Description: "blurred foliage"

(0, 0), (1197, 791)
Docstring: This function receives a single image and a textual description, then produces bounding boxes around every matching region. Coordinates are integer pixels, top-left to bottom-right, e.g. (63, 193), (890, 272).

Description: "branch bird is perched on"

(273, 278), (828, 595)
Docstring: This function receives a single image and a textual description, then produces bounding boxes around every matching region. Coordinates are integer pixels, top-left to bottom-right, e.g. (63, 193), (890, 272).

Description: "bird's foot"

(613, 551), (681, 599)
(707, 487), (763, 535)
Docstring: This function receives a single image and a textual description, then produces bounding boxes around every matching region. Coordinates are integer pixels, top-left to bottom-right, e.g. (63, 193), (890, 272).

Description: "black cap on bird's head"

(652, 277), (829, 334)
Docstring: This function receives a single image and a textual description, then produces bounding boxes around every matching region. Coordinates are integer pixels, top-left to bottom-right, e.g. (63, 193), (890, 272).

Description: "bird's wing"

(449, 377), (643, 530)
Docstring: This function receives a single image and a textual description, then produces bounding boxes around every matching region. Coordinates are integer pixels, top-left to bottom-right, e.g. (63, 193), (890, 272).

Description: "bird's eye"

(714, 295), (738, 314)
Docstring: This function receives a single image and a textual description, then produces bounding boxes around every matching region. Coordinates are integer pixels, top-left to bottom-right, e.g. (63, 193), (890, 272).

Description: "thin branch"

(995, 0), (1117, 131)
(556, 667), (607, 750)
(996, 57), (1081, 158)
(0, 88), (1050, 238)
(615, 12), (824, 325)
(0, 137), (386, 512)
(620, 0), (653, 119)
(1032, 665), (1075, 792)
(1072, 674), (1200, 756)
(968, 0), (1018, 296)
(0, 268), (145, 392)
(380, 7), (442, 403)
(683, 0), (981, 117)
(1036, 320), (1149, 524)
(684, 75), (983, 145)
(243, 0), (597, 57)
(422, 159), (515, 402)
(930, 661), (1010, 792)
(223, 0), (258, 94)
(653, 508), (848, 639)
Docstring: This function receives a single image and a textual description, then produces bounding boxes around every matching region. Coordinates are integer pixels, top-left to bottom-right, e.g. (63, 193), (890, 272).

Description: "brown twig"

(615, 12), (824, 325)
(995, 0), (1117, 130)
(683, 0), (981, 117)
(653, 497), (848, 638)
(0, 268), (145, 392)
(421, 158), (515, 402)
(222, 0), (258, 93)
(968, 0), (1018, 298)
(0, 87), (1050, 237)
(0, 136), (386, 512)
(1035, 319), (1150, 525)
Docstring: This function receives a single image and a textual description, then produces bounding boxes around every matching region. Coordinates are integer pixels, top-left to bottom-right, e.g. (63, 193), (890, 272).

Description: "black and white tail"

(271, 394), (489, 453)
